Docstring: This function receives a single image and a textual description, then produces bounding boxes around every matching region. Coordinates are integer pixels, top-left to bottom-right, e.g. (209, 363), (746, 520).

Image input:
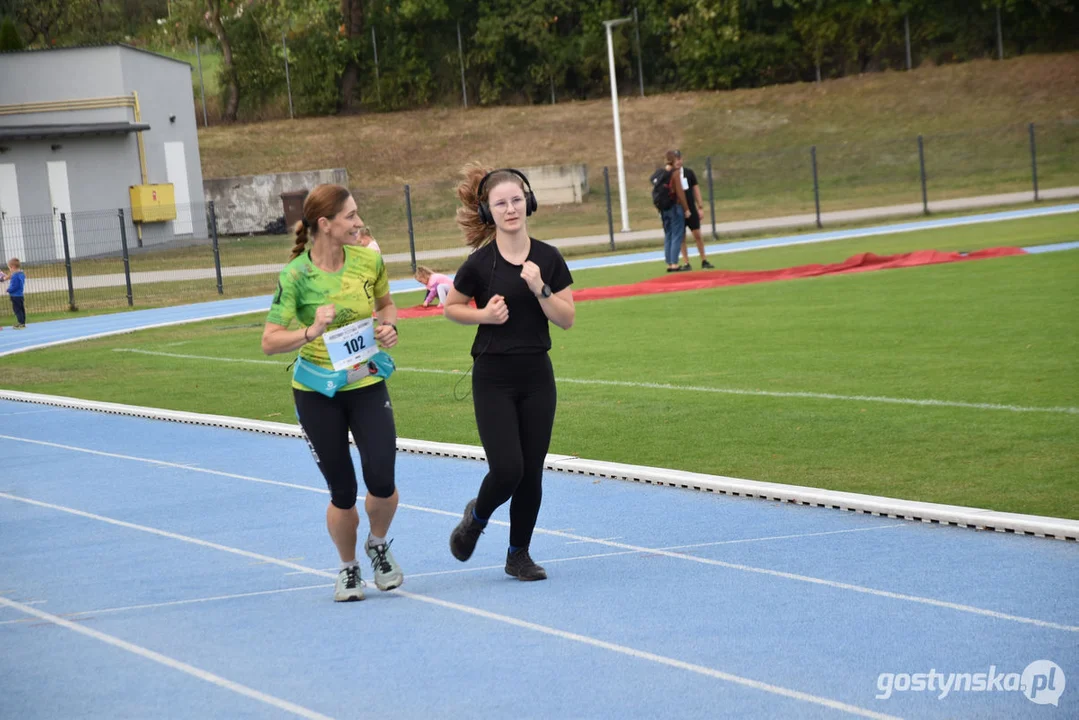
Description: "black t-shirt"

(681, 167), (699, 211)
(453, 238), (573, 357)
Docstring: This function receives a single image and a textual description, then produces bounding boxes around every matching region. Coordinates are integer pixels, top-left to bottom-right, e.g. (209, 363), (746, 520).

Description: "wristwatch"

(538, 284), (552, 299)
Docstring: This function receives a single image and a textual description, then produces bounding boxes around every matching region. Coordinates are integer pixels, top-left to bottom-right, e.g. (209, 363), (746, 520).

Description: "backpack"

(650, 168), (675, 211)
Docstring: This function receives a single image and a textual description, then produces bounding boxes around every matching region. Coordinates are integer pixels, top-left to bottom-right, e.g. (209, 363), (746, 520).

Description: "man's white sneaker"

(334, 565), (364, 602)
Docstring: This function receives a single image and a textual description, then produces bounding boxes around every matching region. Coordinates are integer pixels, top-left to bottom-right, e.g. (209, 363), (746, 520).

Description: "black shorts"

(294, 382), (397, 508)
(686, 207), (701, 231)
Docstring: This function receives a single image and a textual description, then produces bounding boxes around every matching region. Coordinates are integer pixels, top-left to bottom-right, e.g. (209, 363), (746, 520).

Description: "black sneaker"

(679, 263), (692, 271)
(449, 498), (485, 561)
(701, 260), (715, 269)
(505, 548), (547, 581)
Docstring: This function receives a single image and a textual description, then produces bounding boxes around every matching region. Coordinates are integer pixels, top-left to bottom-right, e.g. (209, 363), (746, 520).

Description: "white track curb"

(2, 389), (1076, 542)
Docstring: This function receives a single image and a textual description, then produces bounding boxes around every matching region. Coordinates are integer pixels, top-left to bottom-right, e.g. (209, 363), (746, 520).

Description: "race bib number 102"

(323, 318), (377, 371)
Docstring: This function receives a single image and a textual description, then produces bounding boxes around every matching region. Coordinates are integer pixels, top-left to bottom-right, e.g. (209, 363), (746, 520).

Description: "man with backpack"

(651, 149), (691, 272)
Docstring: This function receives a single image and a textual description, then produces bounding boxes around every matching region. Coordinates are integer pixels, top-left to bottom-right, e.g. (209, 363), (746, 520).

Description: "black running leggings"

(472, 353), (557, 549)
(294, 382), (397, 509)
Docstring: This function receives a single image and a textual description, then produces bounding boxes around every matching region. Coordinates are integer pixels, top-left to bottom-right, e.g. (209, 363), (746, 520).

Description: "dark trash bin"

(280, 189), (309, 231)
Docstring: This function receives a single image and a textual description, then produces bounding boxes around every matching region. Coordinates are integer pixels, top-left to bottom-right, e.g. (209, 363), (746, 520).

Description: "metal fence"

(1, 119), (1075, 324)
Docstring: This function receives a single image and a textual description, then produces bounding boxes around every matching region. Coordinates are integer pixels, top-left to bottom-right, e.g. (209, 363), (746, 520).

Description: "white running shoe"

(366, 540), (404, 591)
(334, 565), (365, 602)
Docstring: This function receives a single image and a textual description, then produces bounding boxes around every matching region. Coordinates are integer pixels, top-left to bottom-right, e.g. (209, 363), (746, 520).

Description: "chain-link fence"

(0, 203), (226, 322)
(2, 119), (1075, 323)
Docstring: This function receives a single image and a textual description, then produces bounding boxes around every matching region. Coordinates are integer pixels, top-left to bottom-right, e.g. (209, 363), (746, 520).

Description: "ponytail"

(288, 221), (309, 261)
(455, 162), (496, 250)
(285, 184), (352, 261)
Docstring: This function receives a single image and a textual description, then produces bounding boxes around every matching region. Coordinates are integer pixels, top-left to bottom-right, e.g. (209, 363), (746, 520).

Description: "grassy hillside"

(198, 53), (1079, 186)
(194, 53), (1079, 254)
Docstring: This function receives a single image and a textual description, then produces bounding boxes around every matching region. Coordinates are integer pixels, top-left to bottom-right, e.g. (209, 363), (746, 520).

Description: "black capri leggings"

(294, 381), (397, 509)
(472, 353), (557, 549)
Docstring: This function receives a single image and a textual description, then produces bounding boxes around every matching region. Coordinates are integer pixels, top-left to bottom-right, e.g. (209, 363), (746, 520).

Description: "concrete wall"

(519, 164), (589, 205)
(203, 169), (350, 235)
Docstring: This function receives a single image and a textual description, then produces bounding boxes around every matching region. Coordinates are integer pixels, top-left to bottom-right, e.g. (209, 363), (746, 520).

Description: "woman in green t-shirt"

(261, 184), (403, 602)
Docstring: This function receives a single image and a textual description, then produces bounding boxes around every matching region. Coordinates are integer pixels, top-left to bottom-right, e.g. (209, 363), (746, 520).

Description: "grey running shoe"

(505, 548), (547, 581)
(449, 498), (485, 561)
(334, 565), (365, 602)
(366, 540), (404, 591)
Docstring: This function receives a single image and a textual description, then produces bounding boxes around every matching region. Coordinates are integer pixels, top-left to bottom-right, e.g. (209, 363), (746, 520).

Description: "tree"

(204, 0), (240, 122)
(793, 2), (840, 82)
(0, 16), (25, 50)
(5, 0), (72, 45)
(338, 0), (366, 111)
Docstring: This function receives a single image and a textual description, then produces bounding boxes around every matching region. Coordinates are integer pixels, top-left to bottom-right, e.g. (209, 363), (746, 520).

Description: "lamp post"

(604, 17), (632, 232)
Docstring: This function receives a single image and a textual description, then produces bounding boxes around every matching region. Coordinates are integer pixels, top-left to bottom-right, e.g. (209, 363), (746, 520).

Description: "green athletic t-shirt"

(267, 245), (390, 391)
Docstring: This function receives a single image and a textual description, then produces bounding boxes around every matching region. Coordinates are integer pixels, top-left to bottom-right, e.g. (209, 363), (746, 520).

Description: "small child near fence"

(0, 258), (27, 329)
(415, 265), (453, 308)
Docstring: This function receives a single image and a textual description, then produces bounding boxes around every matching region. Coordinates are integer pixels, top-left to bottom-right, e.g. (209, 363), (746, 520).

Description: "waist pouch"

(292, 351), (396, 397)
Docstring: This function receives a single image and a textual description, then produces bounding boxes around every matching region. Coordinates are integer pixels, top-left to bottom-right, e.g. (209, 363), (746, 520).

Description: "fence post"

(60, 212), (76, 311)
(1029, 123), (1039, 202)
(996, 6), (1004, 60)
(603, 167), (615, 251)
(456, 22), (467, 108)
(904, 15), (912, 71)
(918, 135), (929, 215)
(283, 31), (294, 120)
(372, 26), (382, 104)
(405, 185), (417, 273)
(633, 6), (644, 98)
(195, 36), (209, 127)
(810, 146), (822, 229)
(118, 209), (133, 306)
(208, 201), (223, 295)
(706, 156), (717, 239)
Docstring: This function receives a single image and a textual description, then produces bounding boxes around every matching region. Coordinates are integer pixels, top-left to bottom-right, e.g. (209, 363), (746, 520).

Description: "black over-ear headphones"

(477, 168), (538, 225)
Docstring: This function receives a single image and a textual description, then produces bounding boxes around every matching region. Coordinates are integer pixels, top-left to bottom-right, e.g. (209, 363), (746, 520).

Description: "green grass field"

(3, 215), (1077, 519)
(5, 206), (1075, 323)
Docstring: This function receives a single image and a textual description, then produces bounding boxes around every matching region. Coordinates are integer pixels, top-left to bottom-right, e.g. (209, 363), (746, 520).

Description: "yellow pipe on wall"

(0, 94), (149, 184)
(0, 93), (152, 241)
(131, 91), (148, 186)
(0, 97), (137, 115)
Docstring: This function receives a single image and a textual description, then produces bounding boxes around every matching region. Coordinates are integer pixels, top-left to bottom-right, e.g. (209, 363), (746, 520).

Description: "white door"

(0, 164), (26, 262)
(46, 160), (75, 259)
(164, 141), (193, 234)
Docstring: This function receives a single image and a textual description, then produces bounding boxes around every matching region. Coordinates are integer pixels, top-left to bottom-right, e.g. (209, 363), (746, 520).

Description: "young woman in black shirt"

(443, 165), (575, 581)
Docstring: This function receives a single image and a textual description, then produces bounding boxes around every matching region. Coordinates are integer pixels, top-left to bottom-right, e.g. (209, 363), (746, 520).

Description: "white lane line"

(0, 409), (64, 417)
(0, 596), (335, 720)
(0, 584), (331, 626)
(565, 536), (622, 544)
(0, 434), (326, 495)
(3, 434), (1073, 631)
(528, 525), (1079, 632)
(289, 525), (907, 576)
(114, 348), (281, 365)
(0, 492), (899, 720)
(110, 349), (1079, 415)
